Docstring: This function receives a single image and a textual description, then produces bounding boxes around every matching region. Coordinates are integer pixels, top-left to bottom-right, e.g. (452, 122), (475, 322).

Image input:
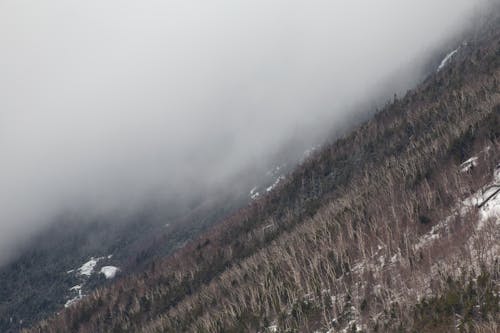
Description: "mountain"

(18, 7), (500, 333)
(0, 130), (310, 332)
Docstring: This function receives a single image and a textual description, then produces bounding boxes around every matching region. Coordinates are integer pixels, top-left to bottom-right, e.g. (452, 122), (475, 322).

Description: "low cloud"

(0, 0), (490, 264)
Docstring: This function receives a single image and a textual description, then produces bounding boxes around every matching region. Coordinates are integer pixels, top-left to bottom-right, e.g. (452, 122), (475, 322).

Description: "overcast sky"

(0, 0), (491, 265)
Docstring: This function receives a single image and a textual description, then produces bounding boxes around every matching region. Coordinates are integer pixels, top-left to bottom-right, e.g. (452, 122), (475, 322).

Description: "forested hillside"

(26, 7), (500, 333)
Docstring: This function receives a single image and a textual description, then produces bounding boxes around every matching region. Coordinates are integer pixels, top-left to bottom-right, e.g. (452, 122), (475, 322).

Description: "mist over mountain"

(1, 1), (499, 332)
(0, 0), (492, 267)
(16, 2), (500, 330)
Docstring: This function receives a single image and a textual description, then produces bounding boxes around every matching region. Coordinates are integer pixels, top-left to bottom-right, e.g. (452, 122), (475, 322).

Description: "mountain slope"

(27, 9), (500, 333)
(0, 117), (312, 332)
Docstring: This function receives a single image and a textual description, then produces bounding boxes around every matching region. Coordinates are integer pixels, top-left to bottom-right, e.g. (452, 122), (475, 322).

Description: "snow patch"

(494, 164), (500, 182)
(266, 175), (285, 193)
(476, 187), (500, 230)
(267, 324), (278, 332)
(69, 285), (82, 291)
(100, 266), (120, 279)
(77, 257), (104, 276)
(417, 156), (499, 250)
(64, 296), (82, 308)
(460, 156), (478, 173)
(65, 285), (84, 308)
(414, 217), (450, 251)
(64, 254), (117, 308)
(437, 48), (459, 71)
(249, 186), (260, 200)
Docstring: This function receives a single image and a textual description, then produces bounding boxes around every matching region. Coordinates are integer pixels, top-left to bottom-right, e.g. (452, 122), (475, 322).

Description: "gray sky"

(0, 0), (491, 265)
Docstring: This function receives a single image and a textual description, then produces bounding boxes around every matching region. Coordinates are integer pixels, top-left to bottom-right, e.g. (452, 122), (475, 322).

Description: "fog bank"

(0, 0), (491, 265)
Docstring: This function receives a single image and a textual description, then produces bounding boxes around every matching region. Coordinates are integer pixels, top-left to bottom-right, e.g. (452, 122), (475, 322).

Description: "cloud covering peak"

(0, 0), (491, 265)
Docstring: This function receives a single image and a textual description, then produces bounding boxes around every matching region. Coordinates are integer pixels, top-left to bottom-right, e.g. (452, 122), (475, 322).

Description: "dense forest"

(22, 7), (500, 333)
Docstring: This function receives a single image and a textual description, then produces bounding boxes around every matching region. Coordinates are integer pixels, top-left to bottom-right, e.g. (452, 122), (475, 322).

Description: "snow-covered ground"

(65, 285), (83, 308)
(65, 296), (82, 308)
(249, 186), (260, 200)
(437, 48), (459, 71)
(475, 186), (500, 230)
(416, 158), (499, 251)
(312, 154), (499, 333)
(77, 256), (105, 276)
(266, 175), (285, 193)
(252, 146), (321, 201)
(64, 254), (118, 307)
(100, 266), (120, 279)
(460, 156), (478, 172)
(249, 167), (287, 200)
(248, 174), (285, 199)
(267, 324), (278, 332)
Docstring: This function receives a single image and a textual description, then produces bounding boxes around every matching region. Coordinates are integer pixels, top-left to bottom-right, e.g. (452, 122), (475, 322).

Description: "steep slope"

(0, 130), (308, 333)
(27, 10), (500, 333)
(0, 190), (246, 332)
